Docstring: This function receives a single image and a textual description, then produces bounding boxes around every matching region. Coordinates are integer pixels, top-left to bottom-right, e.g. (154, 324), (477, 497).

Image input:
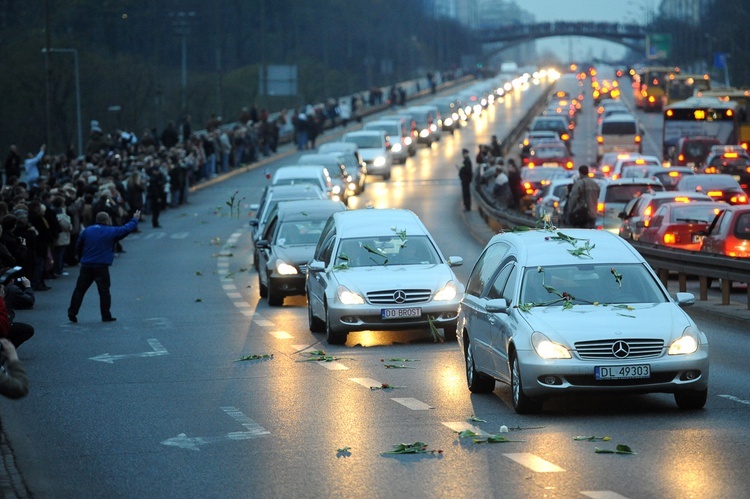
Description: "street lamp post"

(41, 47), (82, 157)
(170, 11), (195, 116)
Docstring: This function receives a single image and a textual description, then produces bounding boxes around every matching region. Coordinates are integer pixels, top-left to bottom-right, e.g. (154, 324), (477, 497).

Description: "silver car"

(457, 228), (709, 414)
(306, 209), (464, 345)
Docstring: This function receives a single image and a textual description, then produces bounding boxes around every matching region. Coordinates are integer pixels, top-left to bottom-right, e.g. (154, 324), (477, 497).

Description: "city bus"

(696, 88), (750, 150)
(662, 96), (740, 160)
(664, 73), (711, 107)
(633, 66), (679, 112)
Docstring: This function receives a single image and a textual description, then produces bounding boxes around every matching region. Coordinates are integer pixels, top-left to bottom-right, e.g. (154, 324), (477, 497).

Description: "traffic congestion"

(4, 62), (750, 499)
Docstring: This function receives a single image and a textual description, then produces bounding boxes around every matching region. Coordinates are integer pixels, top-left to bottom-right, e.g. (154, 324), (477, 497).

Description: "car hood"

(333, 265), (460, 292)
(516, 302), (692, 346)
(274, 245), (317, 265)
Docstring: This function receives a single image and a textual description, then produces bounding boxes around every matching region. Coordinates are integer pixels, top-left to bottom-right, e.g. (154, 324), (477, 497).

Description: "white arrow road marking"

(442, 422), (490, 436)
(719, 394), (750, 406)
(89, 339), (168, 364)
(503, 453), (565, 472)
(161, 406), (269, 451)
(391, 398), (433, 410)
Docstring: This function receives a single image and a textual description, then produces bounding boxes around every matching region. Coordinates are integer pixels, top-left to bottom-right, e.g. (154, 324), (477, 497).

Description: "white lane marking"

(503, 453), (565, 472)
(240, 310), (254, 317)
(719, 394), (750, 405)
(349, 377), (382, 388)
(222, 284), (236, 291)
(254, 319), (274, 327)
(391, 398), (433, 410)
(442, 422), (490, 436)
(171, 232), (189, 239)
(161, 406), (269, 451)
(581, 492), (630, 499)
(226, 292), (243, 299)
(269, 330), (293, 339)
(90, 339), (168, 364)
(233, 302), (251, 309)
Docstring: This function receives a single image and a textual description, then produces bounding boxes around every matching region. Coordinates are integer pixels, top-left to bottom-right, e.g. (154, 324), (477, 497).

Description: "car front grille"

(574, 338), (665, 360)
(367, 289), (432, 304)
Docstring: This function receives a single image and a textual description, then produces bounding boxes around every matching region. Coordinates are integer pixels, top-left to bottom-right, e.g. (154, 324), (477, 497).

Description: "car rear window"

(344, 135), (383, 149)
(605, 184), (658, 203)
(601, 121), (637, 135)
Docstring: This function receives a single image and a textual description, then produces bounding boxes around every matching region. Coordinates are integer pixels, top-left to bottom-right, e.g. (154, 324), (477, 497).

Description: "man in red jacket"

(67, 210), (140, 323)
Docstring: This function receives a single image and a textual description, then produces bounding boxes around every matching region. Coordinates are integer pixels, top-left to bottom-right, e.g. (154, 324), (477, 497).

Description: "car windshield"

(734, 213), (750, 240)
(345, 135), (383, 149)
(522, 167), (566, 182)
(683, 176), (741, 190)
(519, 264), (666, 305)
(275, 220), (326, 246)
(652, 171), (690, 188)
(601, 121), (637, 134)
(334, 235), (439, 267)
(273, 178), (319, 187)
(532, 120), (565, 132)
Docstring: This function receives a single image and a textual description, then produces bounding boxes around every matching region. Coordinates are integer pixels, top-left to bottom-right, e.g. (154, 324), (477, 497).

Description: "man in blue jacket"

(67, 210), (140, 323)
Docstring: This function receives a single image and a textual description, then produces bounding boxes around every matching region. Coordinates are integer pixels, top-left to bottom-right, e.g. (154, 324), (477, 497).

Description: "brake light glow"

(674, 196), (690, 202)
(707, 190), (723, 197)
(730, 194), (748, 204)
(601, 165), (611, 174)
(635, 136), (642, 144)
(597, 202), (604, 213)
(678, 154), (684, 162)
(725, 152), (739, 158)
(644, 205), (653, 217)
(664, 233), (677, 244)
(566, 161), (573, 169)
(561, 133), (570, 141)
(597, 136), (603, 144)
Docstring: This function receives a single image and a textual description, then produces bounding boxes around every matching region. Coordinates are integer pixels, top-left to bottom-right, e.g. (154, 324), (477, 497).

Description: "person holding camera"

(66, 210), (140, 323)
(0, 273), (35, 348)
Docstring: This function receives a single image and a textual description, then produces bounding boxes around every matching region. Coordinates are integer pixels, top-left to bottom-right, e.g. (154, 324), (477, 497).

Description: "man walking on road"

(67, 210), (140, 323)
(458, 148), (474, 211)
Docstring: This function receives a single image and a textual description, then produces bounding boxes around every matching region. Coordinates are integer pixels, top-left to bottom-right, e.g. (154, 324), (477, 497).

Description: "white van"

(596, 113), (643, 161)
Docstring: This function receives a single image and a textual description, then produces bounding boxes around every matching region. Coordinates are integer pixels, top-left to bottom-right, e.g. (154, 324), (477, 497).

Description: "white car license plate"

(595, 365), (650, 380)
(382, 307), (422, 319)
(692, 234), (704, 243)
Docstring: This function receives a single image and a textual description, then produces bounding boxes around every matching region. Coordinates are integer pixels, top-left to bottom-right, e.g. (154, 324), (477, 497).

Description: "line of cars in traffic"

(244, 67), (712, 415)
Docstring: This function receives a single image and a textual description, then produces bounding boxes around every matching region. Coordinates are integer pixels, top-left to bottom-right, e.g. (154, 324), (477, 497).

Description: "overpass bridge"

(479, 21), (648, 56)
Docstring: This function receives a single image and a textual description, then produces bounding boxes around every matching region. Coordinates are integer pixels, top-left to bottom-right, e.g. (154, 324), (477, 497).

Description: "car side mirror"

(675, 292), (695, 307)
(256, 240), (270, 249)
(618, 211), (627, 220)
(447, 256), (463, 267)
(249, 219), (259, 228)
(307, 260), (325, 272)
(485, 298), (509, 314)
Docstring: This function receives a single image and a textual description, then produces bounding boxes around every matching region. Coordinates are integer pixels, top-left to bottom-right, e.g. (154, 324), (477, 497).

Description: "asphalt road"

(2, 71), (749, 499)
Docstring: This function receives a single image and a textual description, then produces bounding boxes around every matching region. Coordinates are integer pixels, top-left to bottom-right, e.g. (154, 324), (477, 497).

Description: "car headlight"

(444, 118), (454, 126)
(275, 261), (298, 275)
(668, 326), (700, 355)
(336, 285), (364, 305)
(404, 137), (412, 146)
(373, 156), (386, 167)
(332, 185), (341, 194)
(392, 143), (403, 153)
(348, 182), (357, 191)
(419, 129), (430, 138)
(531, 332), (571, 359)
(433, 281), (457, 301)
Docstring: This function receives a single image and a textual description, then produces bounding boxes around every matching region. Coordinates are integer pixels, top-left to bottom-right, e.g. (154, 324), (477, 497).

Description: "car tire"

(674, 388), (708, 410)
(325, 305), (346, 345)
(464, 336), (495, 393)
(253, 249), (260, 271)
(258, 273), (268, 298)
(307, 295), (325, 333)
(383, 170), (391, 181)
(511, 354), (543, 414)
(267, 284), (283, 307)
(442, 324), (457, 342)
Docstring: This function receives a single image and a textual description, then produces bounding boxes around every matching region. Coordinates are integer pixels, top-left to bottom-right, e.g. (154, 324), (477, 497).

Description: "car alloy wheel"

(511, 354), (542, 414)
(464, 337), (494, 393)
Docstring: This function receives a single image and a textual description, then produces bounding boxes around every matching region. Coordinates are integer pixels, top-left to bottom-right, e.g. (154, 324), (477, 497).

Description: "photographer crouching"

(0, 268), (34, 349)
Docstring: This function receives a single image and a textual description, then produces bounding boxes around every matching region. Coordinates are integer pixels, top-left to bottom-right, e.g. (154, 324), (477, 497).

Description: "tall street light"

(170, 11), (195, 116)
(42, 47), (82, 157)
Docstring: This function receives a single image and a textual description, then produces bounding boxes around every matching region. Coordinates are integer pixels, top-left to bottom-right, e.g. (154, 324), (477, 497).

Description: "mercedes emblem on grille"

(393, 290), (406, 303)
(612, 340), (630, 358)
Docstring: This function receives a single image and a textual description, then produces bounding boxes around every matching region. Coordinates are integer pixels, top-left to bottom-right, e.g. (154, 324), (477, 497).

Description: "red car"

(526, 143), (574, 170)
(700, 205), (750, 258)
(640, 201), (724, 250)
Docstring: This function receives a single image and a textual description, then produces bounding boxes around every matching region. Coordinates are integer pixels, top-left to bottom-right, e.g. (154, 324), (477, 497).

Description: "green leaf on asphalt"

(574, 436), (611, 441)
(595, 444), (636, 455)
(474, 434), (525, 443)
(381, 442), (442, 455)
(468, 415), (487, 422)
(456, 429), (478, 438)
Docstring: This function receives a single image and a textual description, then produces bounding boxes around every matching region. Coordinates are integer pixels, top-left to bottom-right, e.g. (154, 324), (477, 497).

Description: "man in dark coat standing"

(67, 210), (140, 323)
(458, 148), (474, 211)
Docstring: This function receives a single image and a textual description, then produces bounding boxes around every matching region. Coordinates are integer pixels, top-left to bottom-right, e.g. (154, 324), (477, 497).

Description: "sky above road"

(516, 0), (661, 62)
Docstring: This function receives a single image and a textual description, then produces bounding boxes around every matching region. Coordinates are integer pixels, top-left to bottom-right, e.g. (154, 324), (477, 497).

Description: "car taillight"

(565, 161), (573, 169)
(635, 135), (642, 144)
(731, 194), (748, 204)
(707, 190), (723, 198)
(648, 96), (655, 103)
(597, 202), (604, 213)
(644, 205), (653, 217)
(601, 165), (611, 174)
(664, 233), (677, 244)
(596, 136), (603, 144)
(528, 163), (535, 168)
(561, 133), (570, 141)
(678, 154), (684, 162)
